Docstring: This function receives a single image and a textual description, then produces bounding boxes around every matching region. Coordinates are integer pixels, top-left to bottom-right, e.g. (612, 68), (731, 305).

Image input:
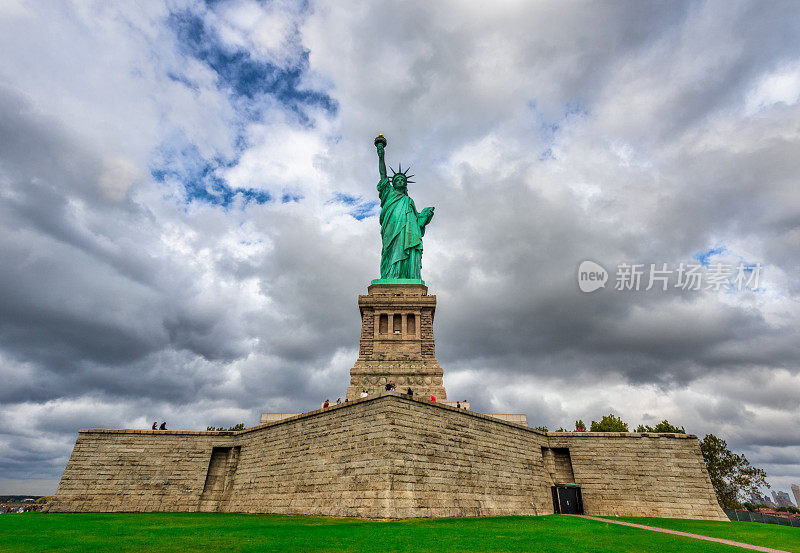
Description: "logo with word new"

(578, 260), (608, 293)
(577, 260), (762, 293)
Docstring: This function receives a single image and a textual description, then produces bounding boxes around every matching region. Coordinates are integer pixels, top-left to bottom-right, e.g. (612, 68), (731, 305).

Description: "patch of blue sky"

(281, 192), (303, 203)
(688, 247), (766, 293)
(167, 9), (336, 123)
(539, 148), (556, 161)
(330, 193), (378, 220)
(160, 6), (340, 209)
(693, 246), (727, 266)
(166, 71), (200, 92)
(333, 193), (359, 205)
(563, 102), (590, 118)
(529, 101), (590, 153)
(151, 143), (271, 208)
(349, 201), (379, 220)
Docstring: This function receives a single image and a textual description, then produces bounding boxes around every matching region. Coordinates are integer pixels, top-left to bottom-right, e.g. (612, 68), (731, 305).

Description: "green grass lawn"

(617, 516), (800, 553)
(0, 512), (797, 553)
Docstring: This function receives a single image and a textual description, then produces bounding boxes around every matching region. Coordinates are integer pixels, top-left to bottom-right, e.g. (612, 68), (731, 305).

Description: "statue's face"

(392, 174), (407, 190)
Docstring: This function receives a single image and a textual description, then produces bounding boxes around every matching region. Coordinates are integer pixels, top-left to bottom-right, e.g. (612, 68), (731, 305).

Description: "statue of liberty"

(373, 135), (434, 280)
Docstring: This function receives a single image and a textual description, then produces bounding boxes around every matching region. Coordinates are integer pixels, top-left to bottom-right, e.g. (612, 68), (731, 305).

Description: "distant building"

(777, 491), (796, 508)
(772, 490), (795, 509)
(792, 484), (800, 509)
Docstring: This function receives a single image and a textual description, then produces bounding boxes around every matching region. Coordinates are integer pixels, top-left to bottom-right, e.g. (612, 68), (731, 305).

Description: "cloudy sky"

(1, 0), (799, 499)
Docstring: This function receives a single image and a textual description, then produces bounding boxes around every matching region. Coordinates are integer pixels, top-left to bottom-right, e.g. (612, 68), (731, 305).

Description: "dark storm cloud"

(0, 88), (276, 403)
(0, 88), (164, 367)
(426, 157), (797, 387)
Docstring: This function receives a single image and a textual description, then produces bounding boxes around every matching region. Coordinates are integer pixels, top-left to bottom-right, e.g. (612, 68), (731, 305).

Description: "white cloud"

(746, 62), (800, 114)
(223, 121), (330, 199)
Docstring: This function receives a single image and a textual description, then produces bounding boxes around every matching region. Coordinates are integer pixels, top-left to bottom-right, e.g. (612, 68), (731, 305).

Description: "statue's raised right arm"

(375, 134), (387, 182)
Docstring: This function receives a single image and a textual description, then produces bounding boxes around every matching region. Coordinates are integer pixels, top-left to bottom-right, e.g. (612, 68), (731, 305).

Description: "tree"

(635, 420), (686, 433)
(575, 419), (586, 432)
(699, 434), (769, 509)
(776, 506), (800, 514)
(206, 423), (246, 431)
(532, 425), (549, 432)
(590, 414), (629, 432)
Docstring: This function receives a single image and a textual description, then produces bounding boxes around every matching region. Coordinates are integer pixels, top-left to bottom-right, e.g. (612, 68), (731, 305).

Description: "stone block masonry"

(227, 399), (398, 517)
(548, 432), (724, 519)
(347, 283), (445, 401)
(47, 393), (726, 520)
(48, 430), (237, 513)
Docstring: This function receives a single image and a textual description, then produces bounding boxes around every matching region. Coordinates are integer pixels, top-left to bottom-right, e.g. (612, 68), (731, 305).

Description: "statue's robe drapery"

(378, 177), (433, 279)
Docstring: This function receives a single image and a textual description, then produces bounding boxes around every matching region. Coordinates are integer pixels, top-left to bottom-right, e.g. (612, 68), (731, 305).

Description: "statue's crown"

(390, 163), (414, 184)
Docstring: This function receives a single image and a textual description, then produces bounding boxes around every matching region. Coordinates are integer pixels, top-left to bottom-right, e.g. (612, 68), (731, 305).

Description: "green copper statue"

(374, 134), (434, 280)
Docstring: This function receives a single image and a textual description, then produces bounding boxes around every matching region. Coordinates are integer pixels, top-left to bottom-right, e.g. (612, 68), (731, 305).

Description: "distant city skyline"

(770, 490), (797, 509)
(751, 487), (800, 510)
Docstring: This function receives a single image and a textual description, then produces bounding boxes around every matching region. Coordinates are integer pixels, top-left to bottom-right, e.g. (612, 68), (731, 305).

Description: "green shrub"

(590, 414), (629, 432)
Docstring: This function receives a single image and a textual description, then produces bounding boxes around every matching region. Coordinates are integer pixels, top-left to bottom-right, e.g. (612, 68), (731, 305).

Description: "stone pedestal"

(346, 283), (447, 401)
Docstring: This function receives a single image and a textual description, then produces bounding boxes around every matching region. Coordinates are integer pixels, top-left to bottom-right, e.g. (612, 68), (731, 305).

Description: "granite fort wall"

(382, 396), (552, 518)
(227, 398), (396, 518)
(48, 394), (725, 520)
(380, 396), (724, 520)
(548, 432), (725, 520)
(47, 430), (236, 513)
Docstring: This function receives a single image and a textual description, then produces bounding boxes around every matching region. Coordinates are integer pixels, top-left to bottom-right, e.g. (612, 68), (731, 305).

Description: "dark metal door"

(553, 486), (583, 515)
(559, 487), (578, 514)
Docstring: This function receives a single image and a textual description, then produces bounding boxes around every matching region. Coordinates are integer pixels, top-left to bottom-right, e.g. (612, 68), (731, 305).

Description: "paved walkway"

(573, 515), (792, 553)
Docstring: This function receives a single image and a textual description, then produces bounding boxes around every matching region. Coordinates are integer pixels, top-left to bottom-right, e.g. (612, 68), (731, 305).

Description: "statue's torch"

(375, 134), (387, 179)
